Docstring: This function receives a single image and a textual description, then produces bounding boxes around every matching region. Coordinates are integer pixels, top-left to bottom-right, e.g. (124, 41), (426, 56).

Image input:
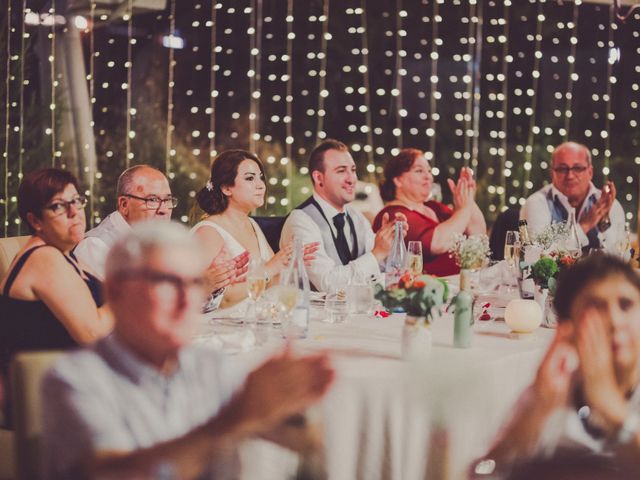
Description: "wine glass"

(246, 258), (268, 326)
(503, 231), (521, 292)
(406, 241), (423, 276)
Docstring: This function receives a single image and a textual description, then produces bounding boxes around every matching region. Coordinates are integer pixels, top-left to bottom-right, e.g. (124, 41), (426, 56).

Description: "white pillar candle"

(504, 299), (542, 333)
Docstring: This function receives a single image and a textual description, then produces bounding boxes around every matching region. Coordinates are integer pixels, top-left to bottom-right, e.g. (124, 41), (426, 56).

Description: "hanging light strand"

(3, 0), (12, 235)
(87, 0), (96, 226)
(124, 0), (133, 167)
(466, 0), (483, 169)
(18, 0), (28, 234)
(563, 3), (579, 139)
(285, 0), (294, 206)
(394, 0), (404, 149)
(603, 4), (614, 180)
(209, 0), (217, 158)
(428, 1), (439, 162)
(249, 0), (257, 151)
(50, 3), (56, 166)
(359, 0), (374, 172)
(249, 0), (263, 152)
(166, 0), (176, 172)
(317, 0), (330, 139)
(500, 3), (510, 210)
(522, 1), (544, 195)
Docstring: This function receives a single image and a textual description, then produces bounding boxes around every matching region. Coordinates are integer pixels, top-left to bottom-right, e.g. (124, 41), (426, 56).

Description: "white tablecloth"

(197, 304), (555, 480)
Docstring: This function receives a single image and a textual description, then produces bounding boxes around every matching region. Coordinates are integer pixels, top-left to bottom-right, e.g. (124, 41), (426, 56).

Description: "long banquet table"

(197, 298), (555, 480)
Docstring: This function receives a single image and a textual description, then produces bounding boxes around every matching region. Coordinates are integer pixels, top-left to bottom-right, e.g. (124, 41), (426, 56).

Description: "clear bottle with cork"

(565, 208), (583, 257)
(384, 221), (407, 287)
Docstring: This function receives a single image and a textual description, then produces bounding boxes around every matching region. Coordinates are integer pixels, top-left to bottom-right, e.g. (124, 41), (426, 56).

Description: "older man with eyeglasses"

(74, 165), (176, 280)
(43, 222), (334, 480)
(520, 142), (626, 252)
(75, 166), (247, 308)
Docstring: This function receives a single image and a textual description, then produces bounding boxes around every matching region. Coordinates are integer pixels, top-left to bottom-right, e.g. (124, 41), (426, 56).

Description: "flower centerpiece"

(375, 273), (449, 358)
(448, 234), (491, 290)
(374, 273), (449, 323)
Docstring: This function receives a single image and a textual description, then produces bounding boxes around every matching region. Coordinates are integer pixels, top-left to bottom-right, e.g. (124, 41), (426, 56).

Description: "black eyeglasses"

(552, 165), (589, 176)
(45, 195), (88, 216)
(120, 269), (206, 291)
(123, 194), (178, 210)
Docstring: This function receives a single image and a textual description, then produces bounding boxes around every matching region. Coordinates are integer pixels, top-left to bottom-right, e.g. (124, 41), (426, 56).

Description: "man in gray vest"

(520, 142), (625, 252)
(280, 139), (404, 291)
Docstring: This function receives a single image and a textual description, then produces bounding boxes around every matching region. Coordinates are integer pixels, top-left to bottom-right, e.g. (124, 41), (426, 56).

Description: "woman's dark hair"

(379, 148), (424, 202)
(553, 253), (640, 321)
(196, 149), (264, 215)
(18, 168), (80, 233)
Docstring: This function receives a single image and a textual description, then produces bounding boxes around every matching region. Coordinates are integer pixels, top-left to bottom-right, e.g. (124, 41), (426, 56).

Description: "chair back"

(0, 236), (29, 279)
(252, 216), (287, 253)
(0, 427), (15, 480)
(10, 351), (62, 480)
(489, 208), (521, 261)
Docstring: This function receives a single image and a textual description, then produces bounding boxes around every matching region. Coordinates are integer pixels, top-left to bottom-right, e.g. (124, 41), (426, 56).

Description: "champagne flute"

(503, 231), (521, 292)
(247, 258), (268, 302)
(246, 258), (268, 326)
(406, 241), (423, 276)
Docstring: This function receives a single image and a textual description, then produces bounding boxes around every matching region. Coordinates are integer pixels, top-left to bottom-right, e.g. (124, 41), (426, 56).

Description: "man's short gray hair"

(551, 142), (592, 167)
(105, 221), (201, 280)
(116, 164), (161, 196)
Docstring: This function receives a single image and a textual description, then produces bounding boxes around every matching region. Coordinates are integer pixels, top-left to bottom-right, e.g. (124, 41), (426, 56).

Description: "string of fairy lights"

(1, 0), (639, 236)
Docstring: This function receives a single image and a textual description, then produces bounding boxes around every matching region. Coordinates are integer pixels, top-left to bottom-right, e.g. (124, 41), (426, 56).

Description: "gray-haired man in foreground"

(42, 221), (334, 479)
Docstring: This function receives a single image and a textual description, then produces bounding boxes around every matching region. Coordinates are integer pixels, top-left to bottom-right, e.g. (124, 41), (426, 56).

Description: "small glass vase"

(402, 315), (432, 360)
(533, 286), (557, 329)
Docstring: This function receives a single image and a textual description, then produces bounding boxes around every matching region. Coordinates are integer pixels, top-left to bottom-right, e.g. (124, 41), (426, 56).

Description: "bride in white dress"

(192, 150), (317, 308)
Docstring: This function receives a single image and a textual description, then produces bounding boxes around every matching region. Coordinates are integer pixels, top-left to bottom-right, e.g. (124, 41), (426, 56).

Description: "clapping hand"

(447, 170), (476, 212)
(580, 181), (617, 233)
(207, 248), (249, 291)
(234, 345), (335, 432)
(531, 322), (578, 411)
(576, 308), (628, 433)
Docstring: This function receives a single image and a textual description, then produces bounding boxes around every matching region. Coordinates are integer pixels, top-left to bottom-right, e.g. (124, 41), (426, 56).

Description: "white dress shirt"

(280, 193), (380, 291)
(520, 183), (626, 251)
(74, 211), (131, 281)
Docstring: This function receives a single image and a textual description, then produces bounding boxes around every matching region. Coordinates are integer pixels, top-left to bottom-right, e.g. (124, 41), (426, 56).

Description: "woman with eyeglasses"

(0, 168), (113, 424)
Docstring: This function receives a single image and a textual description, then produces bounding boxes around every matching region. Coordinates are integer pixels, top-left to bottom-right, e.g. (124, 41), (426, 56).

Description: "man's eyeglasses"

(123, 194), (178, 210)
(552, 165), (589, 176)
(45, 195), (88, 216)
(120, 269), (206, 291)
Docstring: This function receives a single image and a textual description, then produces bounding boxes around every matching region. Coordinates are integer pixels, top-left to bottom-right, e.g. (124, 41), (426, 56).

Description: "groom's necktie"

(333, 213), (352, 265)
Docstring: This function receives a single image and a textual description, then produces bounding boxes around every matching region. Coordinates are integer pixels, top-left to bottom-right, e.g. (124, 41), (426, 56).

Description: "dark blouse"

(0, 245), (103, 424)
(373, 201), (460, 277)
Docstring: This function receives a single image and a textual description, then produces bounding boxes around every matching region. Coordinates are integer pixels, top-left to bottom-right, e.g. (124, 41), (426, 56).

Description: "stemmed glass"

(503, 231), (521, 292)
(406, 241), (423, 276)
(246, 258), (268, 325)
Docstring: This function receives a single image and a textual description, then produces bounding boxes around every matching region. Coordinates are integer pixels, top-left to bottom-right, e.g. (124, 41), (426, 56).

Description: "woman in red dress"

(373, 149), (486, 276)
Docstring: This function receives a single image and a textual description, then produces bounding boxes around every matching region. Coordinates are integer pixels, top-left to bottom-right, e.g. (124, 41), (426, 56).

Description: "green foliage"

(531, 256), (560, 290)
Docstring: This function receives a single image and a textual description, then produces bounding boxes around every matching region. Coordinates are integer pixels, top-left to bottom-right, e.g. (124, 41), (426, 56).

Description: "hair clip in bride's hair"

(205, 180), (214, 192)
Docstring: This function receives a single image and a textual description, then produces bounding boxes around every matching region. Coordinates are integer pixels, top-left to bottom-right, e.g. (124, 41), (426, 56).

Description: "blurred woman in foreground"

(475, 254), (640, 478)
